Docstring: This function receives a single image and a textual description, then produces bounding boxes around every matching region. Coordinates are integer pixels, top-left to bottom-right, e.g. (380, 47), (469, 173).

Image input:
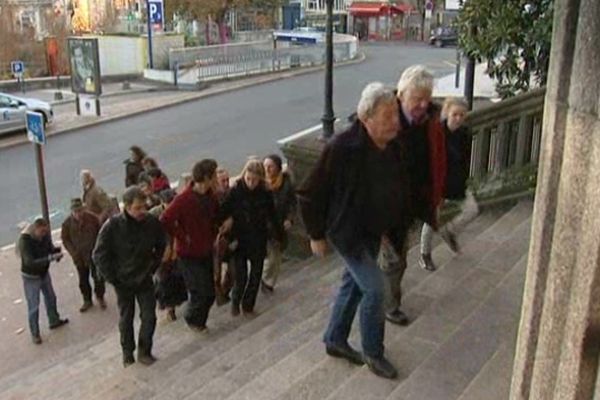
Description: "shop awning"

(348, 2), (414, 16)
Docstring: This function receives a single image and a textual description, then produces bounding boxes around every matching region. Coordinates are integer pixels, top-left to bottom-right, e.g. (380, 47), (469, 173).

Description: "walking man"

(61, 198), (106, 312)
(298, 83), (412, 379)
(18, 218), (69, 344)
(160, 159), (222, 331)
(93, 187), (166, 367)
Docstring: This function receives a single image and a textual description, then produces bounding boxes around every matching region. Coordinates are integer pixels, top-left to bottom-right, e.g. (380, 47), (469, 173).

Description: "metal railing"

(466, 87), (546, 199)
(169, 35), (358, 84)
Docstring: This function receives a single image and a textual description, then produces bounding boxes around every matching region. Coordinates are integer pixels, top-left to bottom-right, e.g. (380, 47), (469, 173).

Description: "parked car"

(0, 92), (54, 136)
(429, 27), (458, 48)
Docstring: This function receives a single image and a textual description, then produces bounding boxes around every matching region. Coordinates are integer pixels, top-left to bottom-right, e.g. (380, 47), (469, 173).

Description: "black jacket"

(297, 120), (413, 258)
(444, 122), (472, 200)
(18, 233), (60, 277)
(93, 212), (166, 288)
(124, 159), (144, 187)
(221, 180), (282, 259)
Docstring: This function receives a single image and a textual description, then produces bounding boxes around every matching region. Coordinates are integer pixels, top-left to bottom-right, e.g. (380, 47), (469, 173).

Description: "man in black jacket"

(93, 186), (166, 367)
(297, 82), (412, 380)
(18, 218), (69, 344)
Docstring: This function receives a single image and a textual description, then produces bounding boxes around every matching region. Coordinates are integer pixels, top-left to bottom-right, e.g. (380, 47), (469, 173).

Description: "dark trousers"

(232, 254), (264, 312)
(115, 279), (156, 357)
(381, 242), (408, 313)
(179, 257), (215, 328)
(75, 260), (105, 303)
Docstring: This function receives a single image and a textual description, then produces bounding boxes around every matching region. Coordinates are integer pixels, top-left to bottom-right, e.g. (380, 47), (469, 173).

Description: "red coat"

(398, 101), (447, 229)
(160, 187), (220, 259)
(152, 175), (170, 193)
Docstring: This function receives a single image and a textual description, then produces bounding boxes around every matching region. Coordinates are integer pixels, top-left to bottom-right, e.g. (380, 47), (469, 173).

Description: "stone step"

(384, 245), (529, 399)
(0, 256), (337, 400)
(222, 203), (531, 400)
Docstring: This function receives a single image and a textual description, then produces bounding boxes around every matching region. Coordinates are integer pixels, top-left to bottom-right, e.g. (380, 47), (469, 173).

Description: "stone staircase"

(0, 200), (533, 400)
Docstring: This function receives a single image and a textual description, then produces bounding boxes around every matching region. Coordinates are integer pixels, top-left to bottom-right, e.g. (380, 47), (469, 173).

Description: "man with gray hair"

(381, 65), (447, 327)
(298, 82), (412, 379)
(93, 186), (166, 367)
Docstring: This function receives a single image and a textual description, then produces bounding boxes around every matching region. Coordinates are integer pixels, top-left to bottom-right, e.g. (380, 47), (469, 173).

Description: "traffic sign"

(11, 61), (24, 77)
(148, 0), (164, 25)
(425, 0), (434, 10)
(26, 111), (45, 145)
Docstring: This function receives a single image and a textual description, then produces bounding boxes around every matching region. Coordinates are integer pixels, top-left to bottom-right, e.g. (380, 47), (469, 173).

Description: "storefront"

(348, 2), (413, 41)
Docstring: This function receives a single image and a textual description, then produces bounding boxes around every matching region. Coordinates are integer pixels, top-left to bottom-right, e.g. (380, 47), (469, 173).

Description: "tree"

(455, 0), (553, 98)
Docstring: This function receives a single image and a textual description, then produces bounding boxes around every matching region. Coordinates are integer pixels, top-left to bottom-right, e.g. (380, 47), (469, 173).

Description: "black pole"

(146, 0), (154, 69)
(464, 57), (475, 110)
(35, 143), (50, 228)
(321, 0), (335, 139)
(455, 49), (461, 89)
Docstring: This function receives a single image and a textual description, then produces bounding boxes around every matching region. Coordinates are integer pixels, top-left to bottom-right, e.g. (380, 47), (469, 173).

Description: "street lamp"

(321, 0), (335, 139)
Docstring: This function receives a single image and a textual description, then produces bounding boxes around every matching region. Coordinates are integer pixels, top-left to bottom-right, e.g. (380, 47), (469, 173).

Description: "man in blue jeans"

(297, 83), (412, 379)
(18, 218), (69, 344)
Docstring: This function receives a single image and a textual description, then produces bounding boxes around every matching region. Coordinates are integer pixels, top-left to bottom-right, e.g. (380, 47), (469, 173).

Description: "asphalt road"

(0, 43), (456, 246)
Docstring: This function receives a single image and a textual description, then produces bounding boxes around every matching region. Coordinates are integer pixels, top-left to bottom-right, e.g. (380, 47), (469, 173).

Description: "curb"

(49, 87), (166, 106)
(0, 53), (366, 151)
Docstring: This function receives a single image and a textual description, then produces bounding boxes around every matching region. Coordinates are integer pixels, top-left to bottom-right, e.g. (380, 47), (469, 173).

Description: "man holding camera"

(18, 218), (69, 345)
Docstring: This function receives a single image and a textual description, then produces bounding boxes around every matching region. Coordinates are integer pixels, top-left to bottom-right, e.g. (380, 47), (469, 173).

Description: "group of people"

(17, 145), (297, 368)
(16, 63), (477, 380)
(299, 65), (477, 379)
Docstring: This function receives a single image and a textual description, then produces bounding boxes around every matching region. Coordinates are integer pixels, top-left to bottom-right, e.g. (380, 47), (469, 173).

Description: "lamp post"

(321, 0), (335, 139)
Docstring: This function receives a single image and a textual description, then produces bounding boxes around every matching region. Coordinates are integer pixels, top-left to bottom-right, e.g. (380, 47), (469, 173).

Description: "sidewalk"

(433, 62), (499, 100)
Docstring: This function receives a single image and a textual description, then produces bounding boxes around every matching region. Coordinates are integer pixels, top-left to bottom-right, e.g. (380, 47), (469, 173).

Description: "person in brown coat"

(61, 198), (106, 312)
(81, 170), (115, 223)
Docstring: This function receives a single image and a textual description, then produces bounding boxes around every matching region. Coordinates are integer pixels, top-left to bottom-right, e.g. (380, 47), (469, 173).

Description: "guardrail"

(467, 87), (545, 199)
(169, 35), (359, 84)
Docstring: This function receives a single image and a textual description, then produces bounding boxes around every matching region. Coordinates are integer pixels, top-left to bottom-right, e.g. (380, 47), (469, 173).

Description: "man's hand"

(310, 239), (328, 258)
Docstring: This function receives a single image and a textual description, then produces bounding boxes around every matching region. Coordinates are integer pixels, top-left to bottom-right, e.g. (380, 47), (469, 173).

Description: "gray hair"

(357, 82), (397, 120)
(396, 65), (434, 95)
(122, 186), (147, 206)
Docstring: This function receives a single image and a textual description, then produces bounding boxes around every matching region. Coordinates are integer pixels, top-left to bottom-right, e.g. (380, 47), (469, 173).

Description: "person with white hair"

(298, 82), (412, 380)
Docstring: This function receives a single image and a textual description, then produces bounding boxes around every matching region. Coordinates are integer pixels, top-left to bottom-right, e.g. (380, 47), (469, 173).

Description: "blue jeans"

(22, 273), (61, 338)
(324, 249), (386, 358)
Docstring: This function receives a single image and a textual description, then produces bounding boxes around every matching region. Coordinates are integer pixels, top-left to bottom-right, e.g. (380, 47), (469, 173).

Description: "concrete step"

(384, 229), (530, 400)
(0, 201), (533, 400)
(222, 203), (532, 400)
(0, 256), (337, 400)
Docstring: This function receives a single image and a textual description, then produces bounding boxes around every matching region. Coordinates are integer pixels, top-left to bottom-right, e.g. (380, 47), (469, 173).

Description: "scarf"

(267, 173), (284, 192)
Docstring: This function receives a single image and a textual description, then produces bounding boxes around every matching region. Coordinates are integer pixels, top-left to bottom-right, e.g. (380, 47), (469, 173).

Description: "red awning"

(348, 2), (414, 16)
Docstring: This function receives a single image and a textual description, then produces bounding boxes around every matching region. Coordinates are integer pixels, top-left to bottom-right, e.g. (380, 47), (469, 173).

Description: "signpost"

(11, 61), (25, 93)
(26, 111), (50, 227)
(146, 0), (163, 69)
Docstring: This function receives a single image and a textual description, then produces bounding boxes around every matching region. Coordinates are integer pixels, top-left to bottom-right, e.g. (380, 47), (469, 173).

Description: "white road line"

(443, 60), (458, 67)
(277, 123), (323, 145)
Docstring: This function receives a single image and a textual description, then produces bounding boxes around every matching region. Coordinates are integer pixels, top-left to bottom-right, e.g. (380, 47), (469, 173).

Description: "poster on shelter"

(68, 37), (102, 95)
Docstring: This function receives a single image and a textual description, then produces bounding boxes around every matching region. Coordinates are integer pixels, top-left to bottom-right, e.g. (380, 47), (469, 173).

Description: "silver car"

(0, 92), (54, 136)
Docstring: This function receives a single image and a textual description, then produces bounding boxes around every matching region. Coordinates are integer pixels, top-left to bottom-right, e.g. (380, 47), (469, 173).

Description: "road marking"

(443, 60), (458, 67)
(277, 119), (341, 145)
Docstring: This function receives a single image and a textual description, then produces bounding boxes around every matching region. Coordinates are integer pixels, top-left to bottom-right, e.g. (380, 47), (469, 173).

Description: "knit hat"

(70, 198), (84, 211)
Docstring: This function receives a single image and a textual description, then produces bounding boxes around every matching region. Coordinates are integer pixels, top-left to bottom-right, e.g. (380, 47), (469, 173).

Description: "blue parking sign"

(26, 111), (45, 145)
(148, 0), (164, 25)
(11, 61), (24, 76)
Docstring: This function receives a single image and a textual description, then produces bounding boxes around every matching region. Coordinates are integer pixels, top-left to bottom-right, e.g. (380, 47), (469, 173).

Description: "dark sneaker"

(188, 324), (208, 334)
(79, 301), (93, 313)
(137, 353), (157, 366)
(123, 353), (135, 368)
(385, 309), (410, 326)
(32, 335), (42, 345)
(418, 254), (437, 272)
(440, 229), (460, 253)
(98, 297), (107, 310)
(364, 355), (398, 379)
(49, 318), (69, 330)
(325, 342), (365, 365)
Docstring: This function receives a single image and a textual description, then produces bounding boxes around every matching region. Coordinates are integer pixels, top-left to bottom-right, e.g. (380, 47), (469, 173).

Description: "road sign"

(425, 0), (434, 10)
(26, 111), (45, 145)
(148, 0), (164, 25)
(11, 61), (24, 77)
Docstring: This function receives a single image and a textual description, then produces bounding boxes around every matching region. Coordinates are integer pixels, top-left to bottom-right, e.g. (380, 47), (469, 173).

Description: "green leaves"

(455, 0), (553, 98)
